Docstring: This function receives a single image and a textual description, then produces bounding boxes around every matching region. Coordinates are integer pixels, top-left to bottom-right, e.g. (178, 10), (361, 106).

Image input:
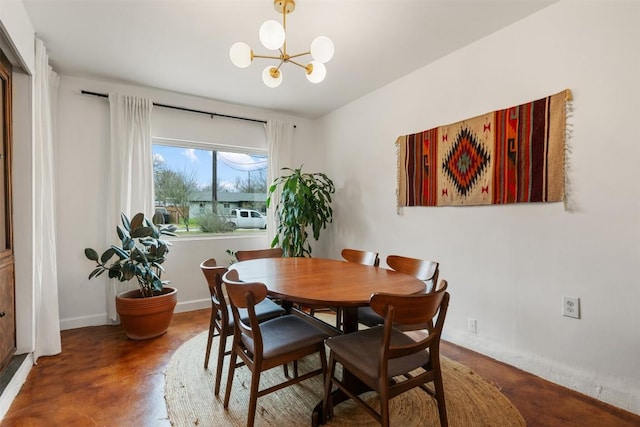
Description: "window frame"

(152, 136), (269, 240)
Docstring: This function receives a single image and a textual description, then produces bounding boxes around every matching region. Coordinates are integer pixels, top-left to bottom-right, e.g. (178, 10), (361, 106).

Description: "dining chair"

(324, 281), (450, 427)
(234, 247), (286, 308)
(235, 247), (283, 261)
(357, 254), (439, 327)
(199, 258), (285, 396)
(330, 248), (380, 328)
(222, 269), (330, 427)
(341, 248), (380, 267)
(387, 255), (440, 291)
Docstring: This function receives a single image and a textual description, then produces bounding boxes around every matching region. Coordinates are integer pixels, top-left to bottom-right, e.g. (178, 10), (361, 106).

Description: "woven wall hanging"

(396, 89), (571, 208)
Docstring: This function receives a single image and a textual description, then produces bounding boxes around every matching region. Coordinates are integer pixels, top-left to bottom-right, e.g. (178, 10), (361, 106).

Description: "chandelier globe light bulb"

(310, 36), (334, 63)
(306, 61), (326, 84)
(259, 20), (286, 50)
(229, 42), (253, 68)
(262, 66), (283, 88)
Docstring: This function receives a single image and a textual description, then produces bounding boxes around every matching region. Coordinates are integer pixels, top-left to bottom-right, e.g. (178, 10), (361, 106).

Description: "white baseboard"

(60, 313), (108, 331)
(59, 299), (211, 330)
(443, 328), (640, 416)
(175, 298), (210, 313)
(0, 353), (33, 421)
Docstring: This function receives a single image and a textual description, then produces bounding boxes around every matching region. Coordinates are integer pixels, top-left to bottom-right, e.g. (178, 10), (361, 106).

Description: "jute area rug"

(164, 327), (525, 426)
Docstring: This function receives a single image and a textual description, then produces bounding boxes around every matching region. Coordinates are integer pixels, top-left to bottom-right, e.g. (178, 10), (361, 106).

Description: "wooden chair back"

(386, 255), (439, 291)
(235, 247), (283, 261)
(200, 258), (230, 325)
(199, 258), (230, 393)
(341, 248), (380, 266)
(373, 279), (448, 331)
(222, 269), (267, 350)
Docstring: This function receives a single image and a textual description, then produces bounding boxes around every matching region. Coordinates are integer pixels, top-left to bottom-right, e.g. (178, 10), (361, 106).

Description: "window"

(152, 138), (268, 236)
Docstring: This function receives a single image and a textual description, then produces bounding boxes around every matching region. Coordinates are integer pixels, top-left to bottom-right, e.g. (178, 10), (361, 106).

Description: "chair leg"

(335, 308), (342, 329)
(214, 329), (228, 396)
(319, 344), (328, 376)
(323, 353), (337, 420)
(379, 383), (390, 427)
(247, 367), (261, 427)
(434, 371), (448, 427)
(204, 317), (215, 369)
(223, 343), (238, 409)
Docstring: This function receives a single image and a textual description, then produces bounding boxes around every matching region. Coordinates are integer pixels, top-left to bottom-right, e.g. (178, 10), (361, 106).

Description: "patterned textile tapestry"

(397, 89), (571, 207)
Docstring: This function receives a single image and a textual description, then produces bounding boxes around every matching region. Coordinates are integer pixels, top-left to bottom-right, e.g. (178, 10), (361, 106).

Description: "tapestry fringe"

(564, 89), (574, 212)
(396, 137), (403, 215)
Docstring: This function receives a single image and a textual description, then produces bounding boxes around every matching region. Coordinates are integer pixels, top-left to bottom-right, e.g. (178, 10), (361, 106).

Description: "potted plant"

(85, 212), (178, 340)
(266, 166), (335, 257)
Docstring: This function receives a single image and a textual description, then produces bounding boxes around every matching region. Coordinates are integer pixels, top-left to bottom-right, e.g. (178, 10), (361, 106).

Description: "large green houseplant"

(85, 212), (178, 339)
(266, 166), (335, 257)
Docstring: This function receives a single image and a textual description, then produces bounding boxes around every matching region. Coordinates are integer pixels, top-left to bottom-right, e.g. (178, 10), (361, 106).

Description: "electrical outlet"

(467, 318), (477, 334)
(562, 296), (580, 319)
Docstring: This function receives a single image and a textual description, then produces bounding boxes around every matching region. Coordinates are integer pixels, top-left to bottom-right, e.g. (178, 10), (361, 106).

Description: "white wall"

(316, 1), (640, 414)
(55, 76), (316, 329)
(0, 0), (34, 75)
(9, 0), (637, 418)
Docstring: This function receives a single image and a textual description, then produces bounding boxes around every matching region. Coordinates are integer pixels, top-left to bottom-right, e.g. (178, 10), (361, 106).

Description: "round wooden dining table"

(230, 256), (426, 426)
(230, 256), (426, 334)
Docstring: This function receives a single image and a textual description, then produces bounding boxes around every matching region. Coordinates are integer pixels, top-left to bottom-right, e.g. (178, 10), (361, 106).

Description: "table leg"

(341, 306), (359, 334)
(280, 299), (293, 313)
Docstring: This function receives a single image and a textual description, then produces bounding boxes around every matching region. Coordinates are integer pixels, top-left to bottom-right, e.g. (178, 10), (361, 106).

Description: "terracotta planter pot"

(115, 287), (177, 340)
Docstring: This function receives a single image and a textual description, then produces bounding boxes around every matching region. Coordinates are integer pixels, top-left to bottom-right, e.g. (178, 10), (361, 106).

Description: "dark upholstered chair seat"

(356, 306), (384, 327)
(229, 299), (285, 332)
(325, 325), (429, 387)
(241, 315), (330, 359)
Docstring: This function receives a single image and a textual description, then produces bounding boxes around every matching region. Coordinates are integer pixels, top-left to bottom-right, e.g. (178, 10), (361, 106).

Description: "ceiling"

(22, 0), (554, 119)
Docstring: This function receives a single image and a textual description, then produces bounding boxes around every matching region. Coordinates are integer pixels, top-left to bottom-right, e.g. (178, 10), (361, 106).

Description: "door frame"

(0, 47), (15, 373)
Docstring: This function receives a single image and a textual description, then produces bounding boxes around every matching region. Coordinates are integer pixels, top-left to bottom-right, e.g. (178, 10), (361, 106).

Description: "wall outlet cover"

(467, 318), (478, 334)
(562, 296), (580, 319)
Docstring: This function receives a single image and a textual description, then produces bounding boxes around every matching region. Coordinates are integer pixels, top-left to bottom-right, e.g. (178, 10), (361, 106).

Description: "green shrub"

(198, 213), (235, 233)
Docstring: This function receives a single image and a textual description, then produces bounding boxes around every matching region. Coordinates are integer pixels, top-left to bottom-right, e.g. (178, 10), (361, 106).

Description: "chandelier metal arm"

(253, 53), (283, 60)
(282, 7), (288, 57)
(287, 58), (308, 70)
(287, 51), (311, 60)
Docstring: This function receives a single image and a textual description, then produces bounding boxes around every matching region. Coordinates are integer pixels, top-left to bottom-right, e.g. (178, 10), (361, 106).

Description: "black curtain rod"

(80, 90), (275, 126)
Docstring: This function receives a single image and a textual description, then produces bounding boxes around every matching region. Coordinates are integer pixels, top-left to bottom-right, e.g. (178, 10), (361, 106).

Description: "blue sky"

(152, 145), (267, 191)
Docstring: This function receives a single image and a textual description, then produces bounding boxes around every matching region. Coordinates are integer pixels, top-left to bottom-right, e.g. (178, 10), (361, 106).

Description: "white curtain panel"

(33, 39), (61, 361)
(265, 120), (294, 246)
(106, 94), (154, 322)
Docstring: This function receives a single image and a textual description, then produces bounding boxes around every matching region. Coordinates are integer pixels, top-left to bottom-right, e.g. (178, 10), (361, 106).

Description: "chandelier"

(229, 0), (334, 88)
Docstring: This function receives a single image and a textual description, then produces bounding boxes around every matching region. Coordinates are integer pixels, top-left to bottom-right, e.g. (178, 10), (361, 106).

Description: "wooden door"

(0, 49), (15, 373)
